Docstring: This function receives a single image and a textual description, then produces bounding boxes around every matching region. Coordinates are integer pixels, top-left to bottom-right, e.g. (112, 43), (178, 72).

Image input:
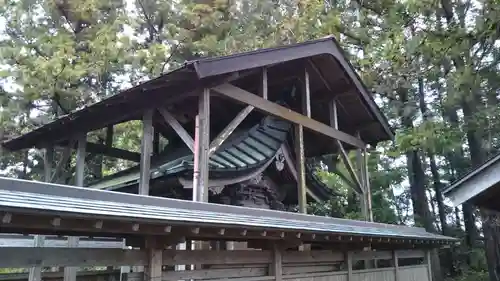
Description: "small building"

(0, 37), (454, 281)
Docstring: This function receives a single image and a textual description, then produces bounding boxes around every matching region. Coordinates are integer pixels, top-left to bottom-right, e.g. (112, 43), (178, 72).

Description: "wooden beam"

(209, 105), (254, 155)
(211, 84), (365, 149)
(157, 108), (194, 153)
(139, 109), (154, 196)
(262, 67), (268, 100)
(58, 141), (140, 162)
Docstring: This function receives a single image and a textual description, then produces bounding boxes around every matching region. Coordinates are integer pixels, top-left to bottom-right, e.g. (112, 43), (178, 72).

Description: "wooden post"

(393, 250), (399, 281)
(196, 88), (210, 203)
(28, 147), (52, 281)
(64, 134), (86, 281)
(295, 69), (310, 214)
(145, 237), (163, 281)
(364, 148), (373, 222)
(262, 67), (268, 100)
(139, 109), (154, 196)
(425, 250), (433, 281)
(269, 243), (282, 281)
(346, 251), (353, 281)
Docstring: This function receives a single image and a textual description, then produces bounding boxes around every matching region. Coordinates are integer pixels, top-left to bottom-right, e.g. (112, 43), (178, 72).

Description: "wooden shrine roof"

(443, 151), (500, 211)
(2, 36), (393, 156)
(0, 177), (456, 247)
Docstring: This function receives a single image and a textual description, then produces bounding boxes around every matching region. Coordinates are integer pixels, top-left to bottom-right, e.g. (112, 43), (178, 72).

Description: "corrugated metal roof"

(0, 177), (456, 243)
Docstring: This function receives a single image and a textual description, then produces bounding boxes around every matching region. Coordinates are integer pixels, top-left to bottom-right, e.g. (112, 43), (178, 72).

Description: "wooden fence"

(0, 244), (431, 281)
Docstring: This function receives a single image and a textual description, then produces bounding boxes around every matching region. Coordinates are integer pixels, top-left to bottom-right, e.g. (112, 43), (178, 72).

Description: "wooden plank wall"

(0, 248), (431, 281)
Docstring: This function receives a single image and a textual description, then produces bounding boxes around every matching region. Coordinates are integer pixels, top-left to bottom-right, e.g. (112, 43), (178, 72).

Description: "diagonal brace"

(337, 140), (364, 195)
(209, 105), (254, 155)
(157, 108), (194, 153)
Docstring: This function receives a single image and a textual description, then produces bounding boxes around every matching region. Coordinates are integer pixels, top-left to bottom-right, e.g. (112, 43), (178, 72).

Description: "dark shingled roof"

(2, 36), (393, 155)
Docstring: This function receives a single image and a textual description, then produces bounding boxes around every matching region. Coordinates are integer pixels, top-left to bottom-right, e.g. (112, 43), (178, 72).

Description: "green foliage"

(2, 0), (500, 279)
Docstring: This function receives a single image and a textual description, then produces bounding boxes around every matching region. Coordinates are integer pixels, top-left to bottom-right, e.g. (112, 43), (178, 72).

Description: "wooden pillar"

(28, 147), (52, 281)
(145, 237), (163, 281)
(295, 69), (311, 214)
(194, 88), (210, 203)
(393, 250), (399, 281)
(346, 251), (353, 281)
(269, 243), (282, 281)
(364, 148), (373, 222)
(139, 109), (154, 195)
(425, 250), (433, 281)
(64, 134), (86, 281)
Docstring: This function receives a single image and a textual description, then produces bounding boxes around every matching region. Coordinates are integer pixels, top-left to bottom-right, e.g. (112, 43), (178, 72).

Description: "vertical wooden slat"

(139, 109), (154, 196)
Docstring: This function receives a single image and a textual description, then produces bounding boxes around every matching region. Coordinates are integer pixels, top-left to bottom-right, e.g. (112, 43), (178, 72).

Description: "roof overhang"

(443, 153), (500, 211)
(2, 36), (394, 152)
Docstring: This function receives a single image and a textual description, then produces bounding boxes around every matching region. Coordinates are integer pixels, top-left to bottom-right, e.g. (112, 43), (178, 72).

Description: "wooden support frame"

(328, 100), (364, 195)
(139, 110), (154, 196)
(211, 83), (365, 149)
(193, 89), (210, 203)
(158, 107), (194, 153)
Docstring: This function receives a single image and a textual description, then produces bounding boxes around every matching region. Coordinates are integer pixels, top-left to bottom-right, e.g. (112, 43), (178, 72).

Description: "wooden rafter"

(211, 83), (365, 149)
(157, 108), (194, 153)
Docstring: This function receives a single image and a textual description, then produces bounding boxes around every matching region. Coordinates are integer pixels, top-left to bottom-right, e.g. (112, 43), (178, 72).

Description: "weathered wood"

(270, 244), (283, 281)
(65, 134), (86, 281)
(51, 143), (73, 183)
(209, 105), (254, 155)
(145, 237), (162, 281)
(280, 145), (321, 202)
(346, 252), (353, 281)
(303, 69), (311, 118)
(0, 248), (354, 268)
(295, 124), (307, 214)
(59, 141), (140, 162)
(425, 250), (432, 281)
(262, 68), (268, 100)
(157, 108), (194, 153)
(196, 89), (210, 203)
(211, 83), (365, 149)
(139, 109), (154, 196)
(337, 141), (364, 195)
(28, 147), (53, 281)
(393, 250), (399, 281)
(363, 148), (374, 222)
(0, 248), (147, 267)
(328, 99), (363, 195)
